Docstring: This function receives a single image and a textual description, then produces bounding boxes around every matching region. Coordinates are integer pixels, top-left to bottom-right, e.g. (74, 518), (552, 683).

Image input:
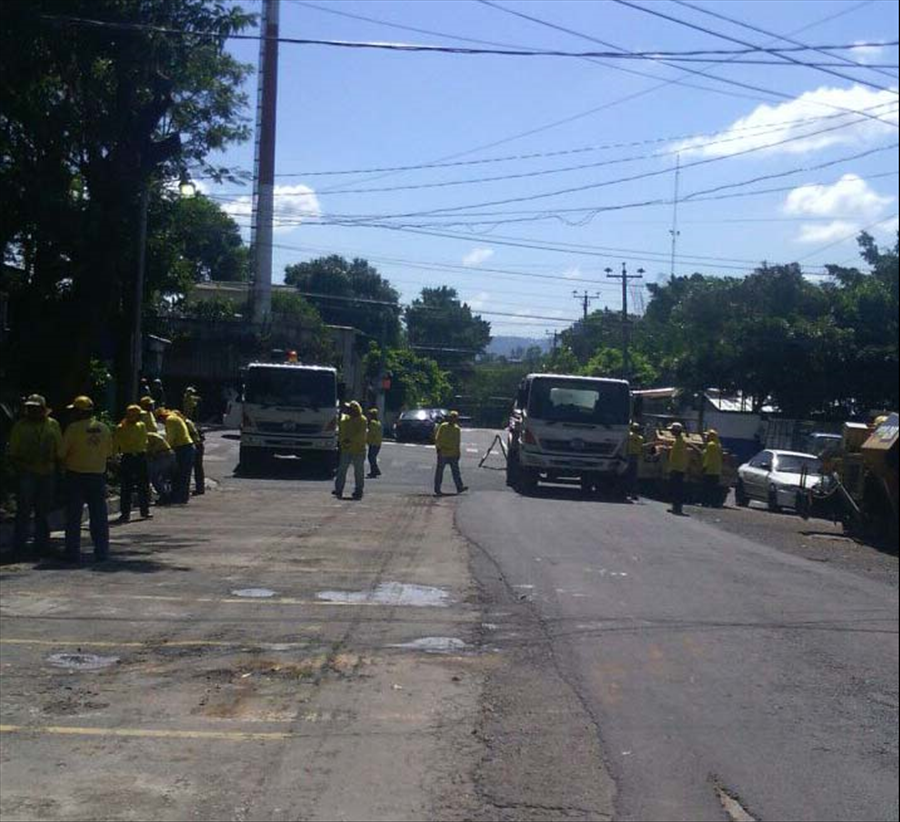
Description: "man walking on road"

(60, 395), (113, 562)
(333, 401), (367, 500)
(701, 429), (724, 507)
(667, 422), (688, 516)
(367, 407), (383, 478)
(114, 404), (152, 522)
(9, 394), (62, 559)
(434, 411), (468, 496)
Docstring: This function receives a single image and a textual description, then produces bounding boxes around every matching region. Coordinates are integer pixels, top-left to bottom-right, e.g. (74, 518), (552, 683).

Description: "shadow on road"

(234, 458), (333, 482)
(517, 484), (634, 505)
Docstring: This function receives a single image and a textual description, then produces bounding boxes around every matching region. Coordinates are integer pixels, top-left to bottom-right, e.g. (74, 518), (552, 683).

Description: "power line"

(671, 0), (900, 83)
(612, 0), (899, 95)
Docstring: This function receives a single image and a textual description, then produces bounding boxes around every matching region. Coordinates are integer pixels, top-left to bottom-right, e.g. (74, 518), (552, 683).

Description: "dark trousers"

(669, 470), (685, 514)
(173, 444), (195, 504)
(120, 453), (150, 517)
(703, 473), (721, 506)
(368, 444), (381, 477)
(435, 455), (464, 494)
(14, 471), (55, 554)
(193, 441), (205, 494)
(626, 455), (639, 498)
(65, 472), (109, 560)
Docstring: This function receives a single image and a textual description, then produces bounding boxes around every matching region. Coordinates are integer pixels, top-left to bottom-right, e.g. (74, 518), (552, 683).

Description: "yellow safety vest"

(435, 422), (461, 458)
(61, 417), (113, 474)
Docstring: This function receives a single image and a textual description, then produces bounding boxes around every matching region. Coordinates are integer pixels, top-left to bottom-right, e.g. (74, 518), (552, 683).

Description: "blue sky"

(202, 0), (899, 336)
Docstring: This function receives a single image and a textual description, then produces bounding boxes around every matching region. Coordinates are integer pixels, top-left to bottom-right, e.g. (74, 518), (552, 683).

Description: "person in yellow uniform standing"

(114, 404), (151, 522)
(60, 395), (113, 562)
(626, 422), (644, 500)
(666, 422), (689, 516)
(179, 411), (205, 496)
(434, 411), (468, 496)
(333, 401), (367, 500)
(366, 407), (383, 478)
(157, 408), (195, 504)
(701, 429), (724, 508)
(139, 395), (158, 433)
(9, 394), (62, 559)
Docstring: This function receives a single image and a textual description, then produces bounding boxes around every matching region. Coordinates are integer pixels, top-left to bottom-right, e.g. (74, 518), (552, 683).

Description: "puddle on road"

(231, 588), (278, 598)
(46, 653), (119, 671)
(316, 582), (450, 607)
(391, 637), (468, 653)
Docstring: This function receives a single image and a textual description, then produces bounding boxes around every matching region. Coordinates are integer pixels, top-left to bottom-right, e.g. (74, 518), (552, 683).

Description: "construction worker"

(9, 394), (62, 559)
(146, 430), (175, 504)
(367, 407), (383, 478)
(179, 411), (205, 496)
(667, 422), (689, 516)
(157, 408), (194, 504)
(114, 405), (151, 522)
(626, 422), (644, 500)
(333, 401), (367, 500)
(434, 410), (468, 496)
(139, 395), (158, 433)
(151, 377), (166, 408)
(183, 386), (200, 421)
(702, 429), (724, 507)
(60, 395), (113, 562)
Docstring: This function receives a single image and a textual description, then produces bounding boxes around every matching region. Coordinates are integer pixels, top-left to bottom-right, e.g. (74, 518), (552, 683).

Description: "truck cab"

(239, 362), (339, 472)
(507, 373), (631, 494)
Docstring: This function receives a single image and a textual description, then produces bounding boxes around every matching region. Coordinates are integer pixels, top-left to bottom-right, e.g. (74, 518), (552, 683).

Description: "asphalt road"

(1, 429), (897, 821)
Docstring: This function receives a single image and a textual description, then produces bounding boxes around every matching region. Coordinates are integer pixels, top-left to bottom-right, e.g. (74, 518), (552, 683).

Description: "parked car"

(394, 408), (445, 443)
(735, 449), (825, 512)
(803, 432), (842, 458)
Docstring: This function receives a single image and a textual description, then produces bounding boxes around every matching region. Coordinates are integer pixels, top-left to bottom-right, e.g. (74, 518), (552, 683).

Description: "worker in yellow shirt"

(146, 431), (175, 503)
(139, 395), (158, 433)
(157, 408), (195, 504)
(701, 429), (724, 508)
(183, 386), (200, 420)
(179, 412), (206, 496)
(9, 394), (62, 559)
(332, 401), (367, 500)
(114, 404), (151, 522)
(366, 407), (383, 479)
(626, 422), (644, 501)
(666, 422), (689, 516)
(434, 411), (467, 496)
(60, 395), (113, 562)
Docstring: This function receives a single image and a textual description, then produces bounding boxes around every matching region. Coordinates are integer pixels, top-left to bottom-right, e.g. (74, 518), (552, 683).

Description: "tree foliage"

(404, 286), (492, 360)
(363, 343), (451, 410)
(284, 255), (401, 345)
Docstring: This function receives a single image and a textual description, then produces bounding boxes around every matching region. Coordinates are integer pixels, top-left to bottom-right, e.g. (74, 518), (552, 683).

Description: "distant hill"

(486, 336), (551, 358)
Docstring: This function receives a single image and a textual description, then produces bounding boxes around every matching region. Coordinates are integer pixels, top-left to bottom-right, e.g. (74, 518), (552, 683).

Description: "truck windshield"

(528, 379), (630, 426)
(245, 368), (336, 409)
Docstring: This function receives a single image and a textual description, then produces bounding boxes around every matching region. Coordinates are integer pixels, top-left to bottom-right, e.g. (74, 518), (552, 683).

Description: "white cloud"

(783, 173), (894, 219)
(462, 247), (495, 267)
(562, 265), (583, 280)
(221, 184), (321, 233)
(784, 174), (895, 244)
(796, 221), (860, 244)
(850, 41), (886, 63)
(673, 85), (898, 158)
(468, 291), (491, 310)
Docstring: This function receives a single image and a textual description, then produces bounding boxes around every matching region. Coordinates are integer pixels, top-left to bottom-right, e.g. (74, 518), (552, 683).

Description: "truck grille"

(540, 439), (616, 455)
(256, 422), (322, 435)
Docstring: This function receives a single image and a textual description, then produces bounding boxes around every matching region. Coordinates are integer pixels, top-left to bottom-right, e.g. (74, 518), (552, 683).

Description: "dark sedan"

(393, 409), (445, 443)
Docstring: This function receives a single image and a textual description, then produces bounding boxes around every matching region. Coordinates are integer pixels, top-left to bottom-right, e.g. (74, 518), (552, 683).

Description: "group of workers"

(8, 384), (206, 563)
(625, 421), (724, 514)
(333, 402), (467, 500)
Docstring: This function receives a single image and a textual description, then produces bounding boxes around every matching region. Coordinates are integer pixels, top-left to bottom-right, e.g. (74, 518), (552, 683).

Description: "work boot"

(117, 513), (131, 524)
(140, 511), (153, 520)
(351, 492), (363, 501)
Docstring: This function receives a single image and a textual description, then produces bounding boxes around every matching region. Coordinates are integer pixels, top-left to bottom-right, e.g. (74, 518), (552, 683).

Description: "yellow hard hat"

(126, 404), (142, 418)
(68, 395), (94, 411)
(139, 396), (155, 409)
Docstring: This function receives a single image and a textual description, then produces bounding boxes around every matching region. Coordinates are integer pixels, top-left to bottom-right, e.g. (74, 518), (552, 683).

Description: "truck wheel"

(735, 481), (750, 507)
(518, 468), (539, 495)
(239, 446), (259, 474)
(506, 450), (520, 488)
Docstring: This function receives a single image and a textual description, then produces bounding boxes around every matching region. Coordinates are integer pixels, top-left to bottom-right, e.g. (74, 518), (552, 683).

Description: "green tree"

(284, 255), (401, 345)
(364, 342), (451, 409)
(0, 0), (254, 407)
(404, 286), (492, 361)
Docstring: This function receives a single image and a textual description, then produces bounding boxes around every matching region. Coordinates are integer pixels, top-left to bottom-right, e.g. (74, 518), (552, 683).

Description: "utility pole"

(250, 0), (280, 324)
(572, 289), (600, 322)
(669, 153), (681, 281)
(606, 263), (644, 380)
(545, 330), (558, 352)
(129, 183), (150, 403)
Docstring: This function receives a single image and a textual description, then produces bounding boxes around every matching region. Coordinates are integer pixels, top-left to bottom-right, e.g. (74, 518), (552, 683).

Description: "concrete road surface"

(1, 429), (897, 821)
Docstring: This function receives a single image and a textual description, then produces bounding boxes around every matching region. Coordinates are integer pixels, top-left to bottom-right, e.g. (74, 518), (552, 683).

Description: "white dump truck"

(506, 373), (631, 495)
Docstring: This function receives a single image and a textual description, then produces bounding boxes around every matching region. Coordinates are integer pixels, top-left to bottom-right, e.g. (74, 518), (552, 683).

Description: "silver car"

(735, 449), (824, 512)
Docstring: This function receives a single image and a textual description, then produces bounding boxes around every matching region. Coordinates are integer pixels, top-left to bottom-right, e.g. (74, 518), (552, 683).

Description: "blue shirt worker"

(367, 407), (383, 479)
(434, 411), (468, 496)
(9, 394), (62, 559)
(333, 402), (367, 500)
(60, 395), (113, 562)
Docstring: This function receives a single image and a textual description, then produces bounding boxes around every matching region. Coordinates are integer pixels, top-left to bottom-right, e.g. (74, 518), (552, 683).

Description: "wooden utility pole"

(606, 263), (644, 379)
